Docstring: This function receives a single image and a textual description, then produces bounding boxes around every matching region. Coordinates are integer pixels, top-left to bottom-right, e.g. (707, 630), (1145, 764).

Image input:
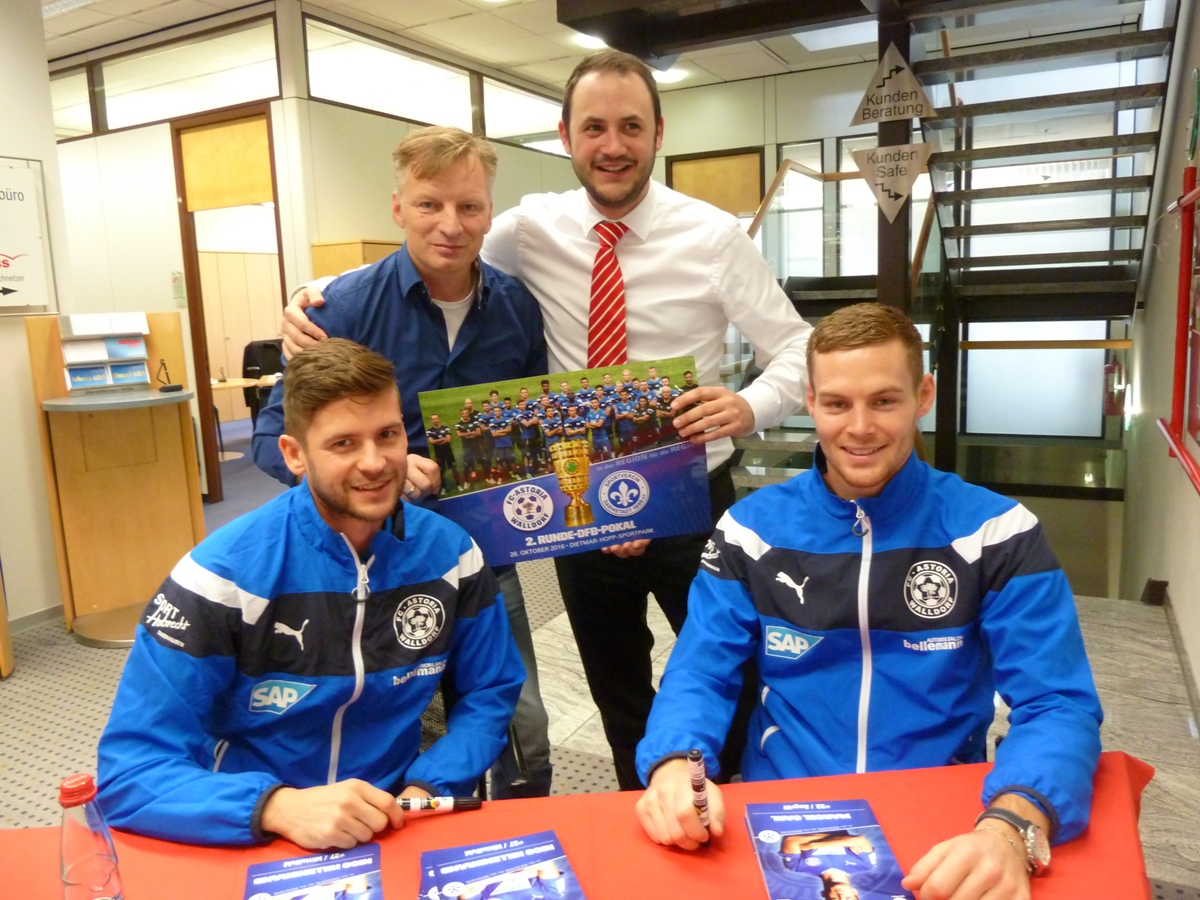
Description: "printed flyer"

(418, 829), (587, 899)
(745, 799), (913, 900)
(243, 842), (382, 899)
(418, 357), (711, 565)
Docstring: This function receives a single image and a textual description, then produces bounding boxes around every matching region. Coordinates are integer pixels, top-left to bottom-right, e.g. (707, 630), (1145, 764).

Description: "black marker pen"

(397, 796), (482, 812)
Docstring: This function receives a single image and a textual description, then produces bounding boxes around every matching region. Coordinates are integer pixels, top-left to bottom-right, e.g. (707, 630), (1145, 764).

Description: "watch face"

(1028, 825), (1051, 873)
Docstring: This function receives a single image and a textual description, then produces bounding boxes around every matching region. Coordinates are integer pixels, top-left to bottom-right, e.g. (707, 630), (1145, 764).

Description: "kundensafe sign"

(418, 357), (711, 565)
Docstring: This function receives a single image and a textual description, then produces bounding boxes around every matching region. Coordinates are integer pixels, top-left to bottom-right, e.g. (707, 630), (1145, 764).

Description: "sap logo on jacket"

(764, 626), (822, 660)
(250, 680), (315, 714)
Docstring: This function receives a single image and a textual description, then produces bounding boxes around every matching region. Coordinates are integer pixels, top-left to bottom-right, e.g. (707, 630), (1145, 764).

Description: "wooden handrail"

(747, 158), (928, 239)
(960, 339), (1133, 350)
(910, 195), (939, 297)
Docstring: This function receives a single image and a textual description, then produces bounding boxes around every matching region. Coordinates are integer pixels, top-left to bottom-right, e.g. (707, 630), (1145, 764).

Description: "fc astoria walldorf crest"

(394, 595), (446, 649)
(904, 560), (958, 619)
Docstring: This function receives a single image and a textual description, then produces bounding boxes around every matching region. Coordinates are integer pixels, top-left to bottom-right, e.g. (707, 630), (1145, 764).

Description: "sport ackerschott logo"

(598, 470), (649, 517)
(764, 626), (823, 660)
(904, 560), (958, 619)
(699, 538), (721, 571)
(394, 594), (446, 649)
(503, 483), (553, 531)
(249, 679), (315, 715)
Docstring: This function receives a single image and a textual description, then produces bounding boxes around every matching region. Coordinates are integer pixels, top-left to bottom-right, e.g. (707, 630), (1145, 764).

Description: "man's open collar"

(395, 243), (486, 309)
(578, 179), (657, 243)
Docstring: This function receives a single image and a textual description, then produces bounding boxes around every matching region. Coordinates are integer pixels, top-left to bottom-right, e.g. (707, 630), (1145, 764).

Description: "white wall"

(657, 61), (876, 176)
(1121, 0), (1200, 686)
(0, 0), (75, 624)
(56, 124), (204, 490)
(288, 98), (576, 289)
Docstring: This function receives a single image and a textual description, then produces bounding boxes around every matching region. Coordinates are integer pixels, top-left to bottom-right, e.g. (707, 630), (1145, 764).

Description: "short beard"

(574, 156), (654, 214)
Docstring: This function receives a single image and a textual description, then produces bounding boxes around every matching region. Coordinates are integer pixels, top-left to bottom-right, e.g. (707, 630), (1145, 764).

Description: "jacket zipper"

(328, 535), (374, 784)
(852, 502), (873, 774)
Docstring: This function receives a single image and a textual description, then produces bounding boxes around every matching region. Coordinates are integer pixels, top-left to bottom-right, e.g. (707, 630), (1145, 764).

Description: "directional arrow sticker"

(849, 142), (934, 223)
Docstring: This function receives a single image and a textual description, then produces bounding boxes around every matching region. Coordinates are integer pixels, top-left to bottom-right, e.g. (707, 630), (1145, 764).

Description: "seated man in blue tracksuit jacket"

(97, 340), (524, 849)
(635, 304), (1102, 900)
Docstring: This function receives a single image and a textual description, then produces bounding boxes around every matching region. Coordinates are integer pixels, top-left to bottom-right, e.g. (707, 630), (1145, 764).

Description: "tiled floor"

(2, 559), (1198, 889)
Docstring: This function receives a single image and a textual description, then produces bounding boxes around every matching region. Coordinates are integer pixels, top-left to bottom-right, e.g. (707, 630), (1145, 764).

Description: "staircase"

(731, 0), (1176, 495)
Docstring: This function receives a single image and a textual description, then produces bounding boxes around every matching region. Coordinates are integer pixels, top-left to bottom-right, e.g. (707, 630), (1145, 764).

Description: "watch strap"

(975, 806), (1031, 834)
(975, 808), (1049, 875)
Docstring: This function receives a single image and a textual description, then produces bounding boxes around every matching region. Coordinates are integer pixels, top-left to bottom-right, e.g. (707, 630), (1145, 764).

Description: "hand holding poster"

(417, 357), (710, 565)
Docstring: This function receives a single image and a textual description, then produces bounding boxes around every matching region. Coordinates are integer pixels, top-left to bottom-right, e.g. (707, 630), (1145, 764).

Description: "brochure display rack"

(25, 311), (205, 647)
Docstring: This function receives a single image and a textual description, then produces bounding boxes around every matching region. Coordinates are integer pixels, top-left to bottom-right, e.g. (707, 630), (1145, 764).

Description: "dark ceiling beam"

(557, 0), (869, 58)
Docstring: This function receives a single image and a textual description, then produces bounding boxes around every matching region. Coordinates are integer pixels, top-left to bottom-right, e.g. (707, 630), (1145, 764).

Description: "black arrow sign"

(0, 287), (17, 296)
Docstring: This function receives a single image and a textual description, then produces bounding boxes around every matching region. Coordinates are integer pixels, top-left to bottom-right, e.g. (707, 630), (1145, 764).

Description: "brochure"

(744, 799), (913, 900)
(418, 830), (587, 899)
(242, 843), (382, 900)
(417, 357), (711, 565)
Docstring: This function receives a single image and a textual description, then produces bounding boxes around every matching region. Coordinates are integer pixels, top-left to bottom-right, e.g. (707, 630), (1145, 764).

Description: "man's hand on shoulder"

(902, 826), (1030, 900)
(670, 387), (755, 443)
(260, 779), (405, 850)
(281, 286), (330, 360)
(636, 758), (725, 851)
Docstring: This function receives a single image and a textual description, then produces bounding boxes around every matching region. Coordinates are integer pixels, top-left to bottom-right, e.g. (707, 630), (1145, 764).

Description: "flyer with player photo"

(418, 830), (587, 899)
(744, 799), (913, 900)
(417, 357), (710, 565)
(243, 842), (382, 899)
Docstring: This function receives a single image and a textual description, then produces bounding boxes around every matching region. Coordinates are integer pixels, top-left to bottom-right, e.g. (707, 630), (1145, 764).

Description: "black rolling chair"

(242, 339), (284, 426)
(419, 682), (529, 799)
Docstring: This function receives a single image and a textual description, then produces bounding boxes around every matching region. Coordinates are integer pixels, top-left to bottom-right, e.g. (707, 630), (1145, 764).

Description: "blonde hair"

(392, 126), (498, 194)
(282, 339), (398, 442)
(807, 303), (925, 388)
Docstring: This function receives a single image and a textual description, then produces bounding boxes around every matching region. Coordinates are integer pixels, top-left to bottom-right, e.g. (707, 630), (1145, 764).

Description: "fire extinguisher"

(1104, 358), (1125, 416)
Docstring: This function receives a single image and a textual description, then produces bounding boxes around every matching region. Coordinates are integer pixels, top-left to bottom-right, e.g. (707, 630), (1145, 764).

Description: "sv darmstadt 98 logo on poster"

(417, 356), (711, 564)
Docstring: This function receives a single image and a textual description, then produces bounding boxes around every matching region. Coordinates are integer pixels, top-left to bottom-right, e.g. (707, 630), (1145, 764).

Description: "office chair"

(242, 339), (284, 426)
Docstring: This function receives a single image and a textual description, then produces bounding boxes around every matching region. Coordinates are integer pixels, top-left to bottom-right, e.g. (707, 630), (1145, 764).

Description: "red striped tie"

(587, 220), (630, 368)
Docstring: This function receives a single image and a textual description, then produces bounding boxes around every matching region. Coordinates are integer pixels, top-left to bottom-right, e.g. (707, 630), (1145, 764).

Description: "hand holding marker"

(688, 749), (712, 845)
(397, 796), (482, 812)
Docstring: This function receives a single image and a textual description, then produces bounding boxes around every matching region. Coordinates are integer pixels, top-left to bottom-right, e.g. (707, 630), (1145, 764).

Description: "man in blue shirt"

(541, 407), (564, 449)
(489, 409), (516, 483)
(563, 405), (588, 441)
(426, 413), (459, 493)
(251, 126), (553, 799)
(585, 397), (613, 461)
(515, 399), (542, 477)
(455, 408), (484, 490)
(613, 388), (637, 455)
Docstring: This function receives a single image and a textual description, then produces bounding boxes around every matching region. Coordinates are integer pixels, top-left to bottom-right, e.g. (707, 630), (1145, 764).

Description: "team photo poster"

(418, 357), (711, 565)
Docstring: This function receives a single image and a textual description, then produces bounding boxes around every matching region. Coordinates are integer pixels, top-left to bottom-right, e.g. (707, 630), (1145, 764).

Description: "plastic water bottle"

(59, 773), (124, 900)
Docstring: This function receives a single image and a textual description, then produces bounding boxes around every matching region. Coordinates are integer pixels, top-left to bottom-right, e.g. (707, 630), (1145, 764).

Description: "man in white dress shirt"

(281, 50), (812, 790)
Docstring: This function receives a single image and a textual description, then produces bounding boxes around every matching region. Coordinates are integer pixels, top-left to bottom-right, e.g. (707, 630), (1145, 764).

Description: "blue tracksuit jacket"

(97, 485), (524, 845)
(637, 451), (1102, 842)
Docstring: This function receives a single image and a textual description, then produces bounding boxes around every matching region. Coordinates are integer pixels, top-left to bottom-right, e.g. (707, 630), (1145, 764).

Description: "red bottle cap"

(59, 773), (98, 808)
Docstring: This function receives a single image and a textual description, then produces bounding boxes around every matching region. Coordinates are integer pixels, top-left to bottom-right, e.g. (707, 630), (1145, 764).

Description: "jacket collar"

(289, 481), (404, 567)
(808, 444), (926, 524)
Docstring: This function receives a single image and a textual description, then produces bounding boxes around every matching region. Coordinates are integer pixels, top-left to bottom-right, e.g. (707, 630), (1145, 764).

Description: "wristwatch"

(975, 807), (1051, 875)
